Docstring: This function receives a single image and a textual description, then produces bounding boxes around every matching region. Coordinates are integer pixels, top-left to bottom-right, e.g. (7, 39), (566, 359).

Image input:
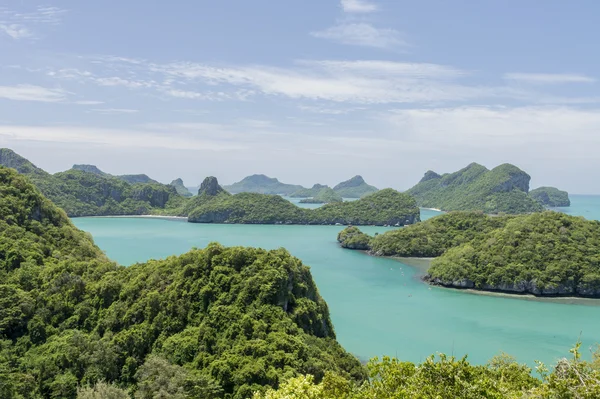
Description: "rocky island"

(406, 163), (544, 214)
(529, 186), (571, 207)
(333, 175), (378, 198)
(338, 211), (600, 297)
(223, 174), (303, 195)
(187, 177), (420, 225)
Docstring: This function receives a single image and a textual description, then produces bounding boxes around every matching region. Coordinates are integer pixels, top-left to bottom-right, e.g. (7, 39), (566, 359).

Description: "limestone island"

(338, 211), (600, 298)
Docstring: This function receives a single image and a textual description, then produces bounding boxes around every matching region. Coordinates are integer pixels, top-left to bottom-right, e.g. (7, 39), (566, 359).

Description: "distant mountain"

(224, 174), (304, 195)
(72, 164), (108, 176)
(299, 187), (343, 204)
(406, 163), (543, 214)
(169, 178), (193, 197)
(529, 186), (570, 207)
(290, 184), (329, 198)
(0, 148), (182, 217)
(333, 175), (378, 198)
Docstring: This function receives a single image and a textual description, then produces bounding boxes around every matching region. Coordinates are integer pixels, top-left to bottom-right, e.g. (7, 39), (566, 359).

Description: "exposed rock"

(198, 176), (226, 196)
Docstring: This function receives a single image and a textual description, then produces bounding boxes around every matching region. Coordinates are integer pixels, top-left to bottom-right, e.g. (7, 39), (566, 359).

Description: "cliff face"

(529, 186), (571, 207)
(198, 176), (227, 196)
(130, 184), (177, 208)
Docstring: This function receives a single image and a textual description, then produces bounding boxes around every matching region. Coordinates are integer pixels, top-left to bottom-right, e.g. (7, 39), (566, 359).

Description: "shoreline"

(79, 215), (188, 221)
(369, 253), (600, 305)
(420, 207), (443, 212)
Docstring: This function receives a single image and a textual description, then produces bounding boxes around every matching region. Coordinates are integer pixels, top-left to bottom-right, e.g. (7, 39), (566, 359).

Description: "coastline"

(81, 215), (188, 221)
(420, 207), (443, 212)
(379, 254), (600, 305)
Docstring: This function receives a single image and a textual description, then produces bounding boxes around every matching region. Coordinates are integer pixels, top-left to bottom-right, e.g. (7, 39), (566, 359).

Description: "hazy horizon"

(2, 1), (600, 193)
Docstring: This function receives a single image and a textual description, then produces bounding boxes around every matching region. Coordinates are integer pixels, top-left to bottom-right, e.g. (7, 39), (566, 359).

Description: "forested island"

(0, 149), (184, 217)
(332, 175), (378, 198)
(186, 177), (419, 226)
(1, 165), (599, 397)
(0, 150), (410, 226)
(529, 186), (571, 207)
(298, 187), (343, 204)
(338, 211), (600, 297)
(405, 163), (569, 214)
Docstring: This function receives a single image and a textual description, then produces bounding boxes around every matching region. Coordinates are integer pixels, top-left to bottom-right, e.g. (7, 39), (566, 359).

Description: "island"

(187, 177), (420, 225)
(0, 165), (595, 398)
(290, 183), (329, 198)
(169, 177), (193, 197)
(406, 163), (544, 214)
(333, 175), (378, 198)
(223, 174), (303, 195)
(338, 211), (600, 297)
(298, 187), (343, 204)
(529, 186), (571, 207)
(0, 148), (184, 217)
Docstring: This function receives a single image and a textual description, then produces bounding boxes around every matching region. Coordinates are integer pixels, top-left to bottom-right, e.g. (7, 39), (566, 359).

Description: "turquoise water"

(73, 207), (600, 368)
(553, 194), (600, 221)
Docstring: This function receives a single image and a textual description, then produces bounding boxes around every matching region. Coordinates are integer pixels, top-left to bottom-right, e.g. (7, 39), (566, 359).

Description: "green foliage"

(0, 149), (186, 217)
(366, 212), (509, 257)
(428, 212), (600, 296)
(224, 175), (303, 195)
(290, 184), (329, 198)
(336, 227), (372, 250)
(169, 178), (193, 197)
(0, 167), (364, 398)
(332, 176), (378, 198)
(407, 163), (544, 214)
(529, 186), (571, 207)
(299, 188), (343, 204)
(77, 381), (129, 399)
(188, 188), (420, 226)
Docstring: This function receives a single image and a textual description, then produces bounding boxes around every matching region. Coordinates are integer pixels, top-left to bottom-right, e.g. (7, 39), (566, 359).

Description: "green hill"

(188, 179), (420, 225)
(169, 178), (193, 197)
(0, 166), (364, 398)
(0, 149), (184, 217)
(530, 186), (571, 207)
(406, 163), (544, 214)
(290, 183), (329, 198)
(299, 187), (343, 204)
(333, 175), (378, 198)
(224, 174), (304, 195)
(339, 211), (600, 297)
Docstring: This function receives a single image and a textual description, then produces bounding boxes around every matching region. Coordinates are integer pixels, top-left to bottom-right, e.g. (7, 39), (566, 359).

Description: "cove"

(73, 209), (600, 368)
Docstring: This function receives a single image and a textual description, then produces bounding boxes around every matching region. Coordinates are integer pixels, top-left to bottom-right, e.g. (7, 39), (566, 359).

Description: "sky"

(1, 0), (599, 193)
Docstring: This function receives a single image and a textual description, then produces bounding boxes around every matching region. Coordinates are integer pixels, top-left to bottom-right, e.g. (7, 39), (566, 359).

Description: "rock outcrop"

(198, 176), (227, 196)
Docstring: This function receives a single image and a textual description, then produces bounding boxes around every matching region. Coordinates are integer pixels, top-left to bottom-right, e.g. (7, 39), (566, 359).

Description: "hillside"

(0, 166), (364, 398)
(188, 179), (420, 225)
(169, 178), (193, 197)
(290, 183), (329, 198)
(339, 211), (600, 297)
(224, 174), (304, 195)
(333, 175), (378, 198)
(299, 187), (343, 204)
(406, 163), (544, 214)
(530, 186), (571, 207)
(0, 149), (184, 217)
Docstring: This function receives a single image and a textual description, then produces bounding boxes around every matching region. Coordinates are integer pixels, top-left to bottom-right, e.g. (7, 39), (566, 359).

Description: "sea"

(72, 194), (600, 368)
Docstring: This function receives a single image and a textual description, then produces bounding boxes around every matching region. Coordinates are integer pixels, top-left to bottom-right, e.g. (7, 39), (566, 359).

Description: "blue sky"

(1, 0), (599, 193)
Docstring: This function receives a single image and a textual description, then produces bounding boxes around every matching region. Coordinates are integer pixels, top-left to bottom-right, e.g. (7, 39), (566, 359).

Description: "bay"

(73, 206), (600, 368)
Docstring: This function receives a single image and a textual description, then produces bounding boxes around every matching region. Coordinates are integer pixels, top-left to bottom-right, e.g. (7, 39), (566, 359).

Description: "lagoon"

(73, 204), (600, 368)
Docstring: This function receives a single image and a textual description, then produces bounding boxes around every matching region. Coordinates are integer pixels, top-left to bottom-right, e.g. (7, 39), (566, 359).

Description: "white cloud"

(74, 100), (105, 105)
(88, 108), (139, 114)
(311, 23), (407, 49)
(504, 73), (596, 84)
(341, 0), (378, 13)
(0, 84), (65, 102)
(384, 106), (600, 151)
(0, 24), (33, 39)
(93, 76), (153, 89)
(0, 6), (67, 40)
(0, 125), (247, 152)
